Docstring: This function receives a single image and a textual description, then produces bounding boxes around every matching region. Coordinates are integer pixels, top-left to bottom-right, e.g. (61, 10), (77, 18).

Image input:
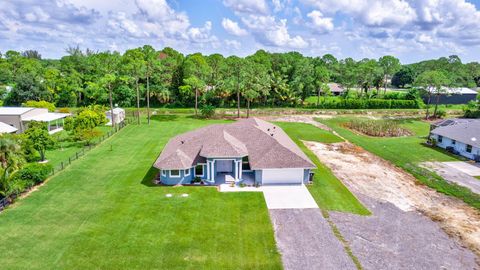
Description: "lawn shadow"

(141, 166), (160, 187)
(150, 114), (178, 122)
(417, 141), (467, 161)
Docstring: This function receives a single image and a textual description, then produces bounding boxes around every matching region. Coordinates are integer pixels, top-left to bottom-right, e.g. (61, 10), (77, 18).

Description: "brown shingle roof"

(154, 118), (316, 170)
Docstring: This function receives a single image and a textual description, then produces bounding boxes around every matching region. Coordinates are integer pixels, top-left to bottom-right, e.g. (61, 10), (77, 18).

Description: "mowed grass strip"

(0, 115), (282, 270)
(275, 122), (370, 215)
(319, 117), (480, 210)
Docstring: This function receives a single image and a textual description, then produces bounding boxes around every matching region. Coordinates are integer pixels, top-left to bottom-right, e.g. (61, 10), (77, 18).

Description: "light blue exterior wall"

(160, 168), (194, 185)
(432, 134), (480, 160)
(159, 158), (313, 185)
(254, 170), (262, 184)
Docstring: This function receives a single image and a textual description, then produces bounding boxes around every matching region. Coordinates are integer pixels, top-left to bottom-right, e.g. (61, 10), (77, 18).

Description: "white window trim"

(161, 170), (166, 177)
(195, 163), (205, 177)
(170, 170), (180, 177)
(184, 168), (190, 177)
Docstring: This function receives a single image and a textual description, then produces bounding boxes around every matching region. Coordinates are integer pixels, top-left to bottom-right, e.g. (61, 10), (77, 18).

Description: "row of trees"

(1, 47), (479, 117)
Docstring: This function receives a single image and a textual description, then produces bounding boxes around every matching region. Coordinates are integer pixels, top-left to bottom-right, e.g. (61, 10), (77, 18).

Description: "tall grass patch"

(344, 119), (413, 137)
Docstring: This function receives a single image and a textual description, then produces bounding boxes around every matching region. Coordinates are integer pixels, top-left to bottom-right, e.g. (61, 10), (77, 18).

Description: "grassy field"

(318, 117), (480, 210)
(45, 126), (114, 169)
(0, 115), (282, 269)
(275, 122), (370, 215)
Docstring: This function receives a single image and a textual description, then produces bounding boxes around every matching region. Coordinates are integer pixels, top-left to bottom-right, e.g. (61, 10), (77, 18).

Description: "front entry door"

(216, 160), (233, 173)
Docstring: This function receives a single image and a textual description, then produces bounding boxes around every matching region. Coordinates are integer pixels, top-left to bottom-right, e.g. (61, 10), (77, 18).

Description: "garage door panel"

(262, 168), (303, 185)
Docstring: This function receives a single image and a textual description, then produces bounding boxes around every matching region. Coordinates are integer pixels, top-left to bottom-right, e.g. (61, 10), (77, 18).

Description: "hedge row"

(307, 99), (421, 109)
(7, 163), (52, 196)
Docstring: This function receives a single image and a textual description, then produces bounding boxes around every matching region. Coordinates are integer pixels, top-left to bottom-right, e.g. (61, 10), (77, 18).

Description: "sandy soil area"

(305, 141), (480, 257)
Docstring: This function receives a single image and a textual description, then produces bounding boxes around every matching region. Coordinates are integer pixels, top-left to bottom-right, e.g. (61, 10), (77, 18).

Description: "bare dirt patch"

(305, 141), (480, 258)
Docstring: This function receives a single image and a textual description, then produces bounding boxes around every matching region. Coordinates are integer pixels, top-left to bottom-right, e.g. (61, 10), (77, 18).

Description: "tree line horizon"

(0, 45), (479, 119)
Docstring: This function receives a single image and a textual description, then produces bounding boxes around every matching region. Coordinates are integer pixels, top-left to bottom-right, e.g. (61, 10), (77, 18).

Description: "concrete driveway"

(263, 185), (318, 209)
(421, 162), (480, 194)
(270, 209), (356, 270)
(443, 161), (480, 176)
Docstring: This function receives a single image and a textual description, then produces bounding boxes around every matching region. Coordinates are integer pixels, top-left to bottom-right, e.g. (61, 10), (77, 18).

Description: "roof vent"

(181, 140), (184, 144)
(267, 128), (270, 131)
(270, 133), (274, 136)
(273, 126), (276, 129)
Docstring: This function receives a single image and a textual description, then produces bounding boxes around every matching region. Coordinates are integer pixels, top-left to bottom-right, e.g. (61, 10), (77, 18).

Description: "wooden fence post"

(61, 162), (64, 170)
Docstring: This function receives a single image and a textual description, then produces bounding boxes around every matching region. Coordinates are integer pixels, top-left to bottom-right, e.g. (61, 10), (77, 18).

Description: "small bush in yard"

(344, 119), (413, 137)
(11, 163), (53, 187)
(200, 105), (216, 118)
(435, 109), (446, 118)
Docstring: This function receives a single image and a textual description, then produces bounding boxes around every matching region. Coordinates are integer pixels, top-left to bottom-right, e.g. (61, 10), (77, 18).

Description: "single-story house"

(429, 118), (480, 161)
(0, 107), (70, 134)
(105, 108), (125, 126)
(154, 118), (316, 186)
(327, 83), (345, 96)
(422, 87), (478, 105)
(0, 122), (18, 134)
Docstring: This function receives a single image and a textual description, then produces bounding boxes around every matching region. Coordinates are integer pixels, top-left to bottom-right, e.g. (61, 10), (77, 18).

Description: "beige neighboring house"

(327, 83), (346, 96)
(0, 107), (70, 134)
(105, 108), (125, 126)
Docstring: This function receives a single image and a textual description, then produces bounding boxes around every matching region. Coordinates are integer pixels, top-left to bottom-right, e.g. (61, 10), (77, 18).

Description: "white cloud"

(241, 15), (308, 48)
(306, 10), (333, 34)
(302, 0), (415, 27)
(222, 18), (248, 36)
(272, 0), (286, 12)
(417, 33), (433, 44)
(225, 39), (241, 49)
(223, 0), (269, 14)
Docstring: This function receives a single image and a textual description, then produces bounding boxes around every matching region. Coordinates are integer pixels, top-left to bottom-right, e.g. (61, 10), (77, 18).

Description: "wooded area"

(1, 46), (479, 113)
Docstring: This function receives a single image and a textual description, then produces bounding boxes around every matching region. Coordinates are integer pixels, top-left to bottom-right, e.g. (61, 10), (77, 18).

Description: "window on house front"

(452, 140), (456, 145)
(170, 170), (180, 177)
(466, 144), (472, 153)
(242, 156), (250, 171)
(438, 135), (443, 143)
(184, 169), (190, 176)
(195, 165), (203, 176)
(161, 170), (166, 177)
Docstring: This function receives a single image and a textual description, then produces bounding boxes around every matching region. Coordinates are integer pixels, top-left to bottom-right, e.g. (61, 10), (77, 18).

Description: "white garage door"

(262, 168), (304, 185)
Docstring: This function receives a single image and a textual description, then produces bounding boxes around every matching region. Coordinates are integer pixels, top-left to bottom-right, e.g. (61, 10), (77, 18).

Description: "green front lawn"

(318, 117), (480, 210)
(46, 126), (113, 169)
(0, 115), (281, 269)
(275, 122), (370, 215)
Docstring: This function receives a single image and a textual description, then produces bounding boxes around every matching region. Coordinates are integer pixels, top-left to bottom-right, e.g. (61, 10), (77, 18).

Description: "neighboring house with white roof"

(105, 108), (125, 126)
(429, 118), (480, 161)
(0, 107), (70, 134)
(0, 122), (18, 134)
(154, 118), (316, 186)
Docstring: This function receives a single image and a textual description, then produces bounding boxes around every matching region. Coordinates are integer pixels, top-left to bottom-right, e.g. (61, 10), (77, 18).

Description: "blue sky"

(1, 0), (480, 64)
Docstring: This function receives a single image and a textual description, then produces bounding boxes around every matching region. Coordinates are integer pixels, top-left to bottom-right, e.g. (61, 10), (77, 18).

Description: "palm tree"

(0, 137), (24, 196)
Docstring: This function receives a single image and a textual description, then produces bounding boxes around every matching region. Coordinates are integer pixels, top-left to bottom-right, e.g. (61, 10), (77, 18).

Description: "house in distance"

(0, 107), (70, 134)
